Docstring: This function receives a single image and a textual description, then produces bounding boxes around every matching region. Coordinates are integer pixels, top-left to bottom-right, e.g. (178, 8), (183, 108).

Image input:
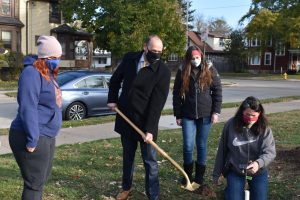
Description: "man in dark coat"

(107, 35), (171, 200)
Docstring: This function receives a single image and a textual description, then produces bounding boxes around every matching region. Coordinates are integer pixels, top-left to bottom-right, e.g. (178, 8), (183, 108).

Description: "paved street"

(164, 78), (300, 108)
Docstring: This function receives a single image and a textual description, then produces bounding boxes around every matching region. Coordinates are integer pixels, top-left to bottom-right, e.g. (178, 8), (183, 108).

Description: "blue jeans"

(121, 136), (159, 200)
(225, 170), (268, 200)
(182, 117), (212, 165)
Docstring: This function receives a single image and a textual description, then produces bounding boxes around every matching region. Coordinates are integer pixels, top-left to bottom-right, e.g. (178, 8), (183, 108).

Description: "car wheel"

(65, 102), (87, 120)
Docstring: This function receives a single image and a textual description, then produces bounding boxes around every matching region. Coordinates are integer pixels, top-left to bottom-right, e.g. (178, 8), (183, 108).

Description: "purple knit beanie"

(37, 36), (62, 58)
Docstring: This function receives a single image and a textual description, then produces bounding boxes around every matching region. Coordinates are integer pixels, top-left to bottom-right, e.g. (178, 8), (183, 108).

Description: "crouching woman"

(213, 96), (276, 200)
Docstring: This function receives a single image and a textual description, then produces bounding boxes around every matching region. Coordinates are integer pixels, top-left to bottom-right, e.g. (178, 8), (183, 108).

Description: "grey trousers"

(9, 129), (55, 200)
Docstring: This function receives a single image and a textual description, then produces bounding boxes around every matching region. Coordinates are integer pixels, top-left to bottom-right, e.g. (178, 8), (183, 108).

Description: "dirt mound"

(193, 184), (217, 198)
(269, 147), (300, 178)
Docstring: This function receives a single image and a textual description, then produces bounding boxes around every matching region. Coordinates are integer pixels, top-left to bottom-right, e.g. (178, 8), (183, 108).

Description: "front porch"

(51, 24), (93, 69)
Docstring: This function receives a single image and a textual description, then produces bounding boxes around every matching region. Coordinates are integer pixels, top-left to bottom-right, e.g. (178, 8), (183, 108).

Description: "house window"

(35, 35), (40, 46)
(275, 43), (285, 56)
(251, 38), (260, 47)
(0, 0), (11, 16)
(168, 53), (178, 61)
(266, 38), (272, 47)
(75, 40), (88, 60)
(264, 52), (272, 65)
(219, 38), (225, 47)
(98, 57), (107, 64)
(1, 31), (12, 50)
(250, 52), (261, 65)
(49, 1), (61, 23)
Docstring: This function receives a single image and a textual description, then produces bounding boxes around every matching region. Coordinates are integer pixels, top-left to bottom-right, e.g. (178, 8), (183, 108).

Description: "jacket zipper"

(195, 84), (199, 119)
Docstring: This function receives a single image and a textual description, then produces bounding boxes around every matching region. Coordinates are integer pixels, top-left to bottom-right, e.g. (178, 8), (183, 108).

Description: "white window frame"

(264, 52), (272, 65)
(266, 38), (272, 47)
(219, 38), (225, 47)
(0, 0), (11, 16)
(168, 53), (178, 62)
(251, 38), (260, 47)
(275, 43), (285, 56)
(1, 30), (12, 50)
(250, 52), (261, 65)
(98, 57), (107, 64)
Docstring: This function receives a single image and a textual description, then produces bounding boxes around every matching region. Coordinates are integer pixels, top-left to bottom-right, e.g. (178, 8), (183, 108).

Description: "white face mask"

(191, 58), (201, 67)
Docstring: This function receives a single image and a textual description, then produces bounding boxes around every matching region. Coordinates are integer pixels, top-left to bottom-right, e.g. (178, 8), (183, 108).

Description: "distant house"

(246, 38), (300, 73)
(167, 31), (232, 72)
(0, 0), (23, 52)
(92, 48), (112, 69)
(0, 0), (94, 68)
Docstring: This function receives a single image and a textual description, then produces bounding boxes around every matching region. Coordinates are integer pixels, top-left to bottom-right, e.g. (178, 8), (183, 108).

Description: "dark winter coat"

(107, 51), (171, 141)
(173, 65), (222, 119)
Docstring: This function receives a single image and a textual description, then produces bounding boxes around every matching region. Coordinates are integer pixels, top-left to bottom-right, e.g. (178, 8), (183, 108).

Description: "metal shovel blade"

(182, 181), (200, 191)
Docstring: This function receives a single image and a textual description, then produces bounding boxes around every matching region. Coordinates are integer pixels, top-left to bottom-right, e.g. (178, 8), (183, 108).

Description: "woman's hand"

(211, 113), (219, 124)
(246, 161), (260, 175)
(176, 119), (182, 126)
(26, 147), (35, 153)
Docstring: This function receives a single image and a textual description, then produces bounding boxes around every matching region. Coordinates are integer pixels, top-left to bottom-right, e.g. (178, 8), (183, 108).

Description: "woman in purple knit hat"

(9, 35), (62, 200)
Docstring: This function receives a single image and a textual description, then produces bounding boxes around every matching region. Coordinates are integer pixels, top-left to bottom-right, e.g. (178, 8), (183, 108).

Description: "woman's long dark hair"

(180, 46), (212, 96)
(233, 96), (268, 135)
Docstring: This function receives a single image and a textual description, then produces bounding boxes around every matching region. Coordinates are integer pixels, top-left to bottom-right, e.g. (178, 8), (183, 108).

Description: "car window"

(57, 72), (85, 86)
(74, 79), (87, 88)
(75, 76), (105, 89)
(104, 76), (111, 87)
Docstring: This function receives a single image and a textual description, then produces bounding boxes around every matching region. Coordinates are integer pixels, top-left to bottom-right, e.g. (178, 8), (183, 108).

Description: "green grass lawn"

(1, 110), (299, 199)
(0, 80), (18, 90)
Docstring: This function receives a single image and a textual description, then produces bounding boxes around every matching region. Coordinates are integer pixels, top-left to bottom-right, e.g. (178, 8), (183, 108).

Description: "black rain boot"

(181, 162), (193, 185)
(194, 162), (206, 185)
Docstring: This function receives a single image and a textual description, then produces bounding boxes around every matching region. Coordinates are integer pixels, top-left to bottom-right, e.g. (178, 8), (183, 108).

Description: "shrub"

(0, 51), (23, 81)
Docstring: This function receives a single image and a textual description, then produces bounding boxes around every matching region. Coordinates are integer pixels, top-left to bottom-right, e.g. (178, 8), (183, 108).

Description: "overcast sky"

(191, 0), (252, 28)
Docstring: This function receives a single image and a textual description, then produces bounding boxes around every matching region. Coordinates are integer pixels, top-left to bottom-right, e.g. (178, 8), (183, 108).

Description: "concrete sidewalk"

(1, 100), (300, 155)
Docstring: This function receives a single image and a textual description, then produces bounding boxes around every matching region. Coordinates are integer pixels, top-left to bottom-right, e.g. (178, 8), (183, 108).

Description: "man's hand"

(107, 103), (117, 111)
(211, 113), (219, 124)
(176, 119), (182, 126)
(213, 177), (220, 186)
(143, 132), (153, 143)
(26, 147), (35, 153)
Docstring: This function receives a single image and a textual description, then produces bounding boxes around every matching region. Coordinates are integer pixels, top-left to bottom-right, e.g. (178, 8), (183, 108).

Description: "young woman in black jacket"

(173, 45), (222, 185)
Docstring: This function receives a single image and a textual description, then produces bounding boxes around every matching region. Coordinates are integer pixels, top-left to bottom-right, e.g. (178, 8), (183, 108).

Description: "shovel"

(115, 107), (200, 191)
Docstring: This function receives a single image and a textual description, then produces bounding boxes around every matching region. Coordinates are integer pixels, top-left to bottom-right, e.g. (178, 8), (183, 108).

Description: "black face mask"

(146, 49), (162, 64)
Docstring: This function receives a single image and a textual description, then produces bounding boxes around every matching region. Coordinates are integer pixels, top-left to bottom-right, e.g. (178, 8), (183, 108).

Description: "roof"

(188, 31), (214, 53)
(208, 31), (229, 39)
(0, 17), (24, 27)
(51, 24), (93, 37)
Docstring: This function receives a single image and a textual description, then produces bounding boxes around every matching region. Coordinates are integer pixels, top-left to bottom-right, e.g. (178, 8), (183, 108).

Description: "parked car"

(57, 70), (114, 120)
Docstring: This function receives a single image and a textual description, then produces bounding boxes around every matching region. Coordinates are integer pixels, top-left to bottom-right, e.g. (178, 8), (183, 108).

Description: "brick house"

(247, 38), (300, 73)
(0, 0), (93, 68)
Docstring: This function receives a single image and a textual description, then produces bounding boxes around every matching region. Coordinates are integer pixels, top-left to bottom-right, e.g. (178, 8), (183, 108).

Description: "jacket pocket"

(45, 110), (62, 131)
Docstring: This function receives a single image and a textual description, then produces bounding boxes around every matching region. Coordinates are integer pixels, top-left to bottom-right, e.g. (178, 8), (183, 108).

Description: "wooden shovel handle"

(115, 107), (191, 185)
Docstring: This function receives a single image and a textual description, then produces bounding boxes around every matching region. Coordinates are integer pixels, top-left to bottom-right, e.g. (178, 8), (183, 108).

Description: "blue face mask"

(46, 59), (60, 71)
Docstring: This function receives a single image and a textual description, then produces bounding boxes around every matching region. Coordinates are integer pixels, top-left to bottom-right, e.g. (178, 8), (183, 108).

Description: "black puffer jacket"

(173, 65), (222, 119)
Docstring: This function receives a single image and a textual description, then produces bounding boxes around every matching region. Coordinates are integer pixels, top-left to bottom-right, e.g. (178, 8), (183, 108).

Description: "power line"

(200, 5), (250, 10)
